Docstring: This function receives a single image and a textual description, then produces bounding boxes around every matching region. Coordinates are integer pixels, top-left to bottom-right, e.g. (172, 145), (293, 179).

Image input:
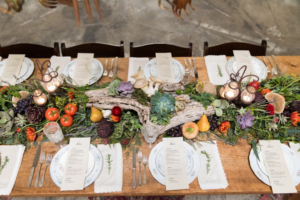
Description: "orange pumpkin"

(182, 122), (199, 139)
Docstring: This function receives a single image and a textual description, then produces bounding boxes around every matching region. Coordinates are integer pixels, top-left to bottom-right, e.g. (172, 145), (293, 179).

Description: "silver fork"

(267, 56), (278, 75)
(108, 59), (114, 78)
(142, 155), (148, 184)
(39, 154), (52, 187)
(138, 151), (142, 186)
(103, 59), (108, 76)
(262, 56), (270, 73)
(34, 151), (45, 188)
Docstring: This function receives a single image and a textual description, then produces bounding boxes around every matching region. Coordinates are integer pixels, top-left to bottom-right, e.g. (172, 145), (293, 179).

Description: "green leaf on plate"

(252, 140), (260, 161)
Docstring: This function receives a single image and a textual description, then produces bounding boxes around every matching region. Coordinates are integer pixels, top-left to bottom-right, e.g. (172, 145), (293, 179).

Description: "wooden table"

(4, 56), (300, 197)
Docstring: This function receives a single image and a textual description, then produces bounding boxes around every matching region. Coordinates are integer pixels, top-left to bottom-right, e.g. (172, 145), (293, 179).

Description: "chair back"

(61, 41), (124, 58)
(203, 40), (267, 56)
(130, 43), (192, 57)
(0, 43), (60, 58)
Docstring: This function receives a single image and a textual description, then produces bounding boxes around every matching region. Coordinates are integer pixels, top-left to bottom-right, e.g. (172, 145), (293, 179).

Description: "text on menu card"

(1, 54), (25, 86)
(61, 137), (91, 191)
(260, 140), (297, 194)
(156, 53), (176, 83)
(233, 50), (255, 79)
(72, 53), (94, 86)
(162, 137), (189, 191)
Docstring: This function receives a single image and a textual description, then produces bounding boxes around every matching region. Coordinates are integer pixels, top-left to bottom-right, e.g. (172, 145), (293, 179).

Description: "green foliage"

(132, 89), (150, 106)
(150, 92), (175, 125)
(201, 151), (211, 174)
(107, 80), (120, 96)
(0, 156), (9, 175)
(217, 65), (223, 77)
(106, 154), (113, 175)
(252, 140), (260, 161)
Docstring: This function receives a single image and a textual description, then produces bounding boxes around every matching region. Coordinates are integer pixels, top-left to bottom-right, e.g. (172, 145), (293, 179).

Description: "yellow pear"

(90, 107), (103, 122)
(197, 114), (210, 132)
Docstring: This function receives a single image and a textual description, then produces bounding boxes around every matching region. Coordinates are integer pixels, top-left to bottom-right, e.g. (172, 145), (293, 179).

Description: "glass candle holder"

(224, 81), (239, 100)
(33, 90), (47, 106)
(43, 122), (65, 148)
(141, 123), (159, 149)
(240, 86), (256, 104)
(219, 83), (228, 98)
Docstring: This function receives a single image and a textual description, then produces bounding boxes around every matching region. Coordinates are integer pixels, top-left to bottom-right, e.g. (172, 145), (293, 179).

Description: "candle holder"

(33, 89), (47, 106)
(240, 86), (256, 104)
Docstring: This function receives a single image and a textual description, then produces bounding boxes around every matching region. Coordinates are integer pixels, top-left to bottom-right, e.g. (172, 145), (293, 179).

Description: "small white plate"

(143, 58), (185, 83)
(149, 141), (200, 185)
(226, 57), (267, 82)
(57, 151), (95, 177)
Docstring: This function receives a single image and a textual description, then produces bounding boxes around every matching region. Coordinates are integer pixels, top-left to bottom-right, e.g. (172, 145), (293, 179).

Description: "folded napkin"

(289, 142), (300, 158)
(128, 58), (149, 83)
(0, 145), (25, 195)
(205, 55), (229, 85)
(94, 143), (123, 193)
(196, 141), (228, 190)
(49, 56), (71, 75)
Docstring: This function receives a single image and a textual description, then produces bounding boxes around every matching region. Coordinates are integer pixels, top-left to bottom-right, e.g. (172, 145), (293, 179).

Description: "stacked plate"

(226, 57), (268, 82)
(62, 59), (103, 85)
(50, 145), (103, 188)
(143, 58), (185, 83)
(149, 142), (200, 185)
(0, 57), (34, 85)
(249, 144), (300, 186)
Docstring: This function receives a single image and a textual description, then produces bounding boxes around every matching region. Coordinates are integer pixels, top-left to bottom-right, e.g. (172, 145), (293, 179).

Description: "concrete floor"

(0, 0), (300, 57)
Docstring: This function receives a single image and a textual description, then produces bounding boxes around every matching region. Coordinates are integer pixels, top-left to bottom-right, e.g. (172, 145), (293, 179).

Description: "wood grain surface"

(3, 56), (300, 197)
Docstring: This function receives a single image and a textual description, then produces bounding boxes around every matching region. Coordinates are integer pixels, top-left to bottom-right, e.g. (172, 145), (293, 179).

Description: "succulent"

(236, 110), (255, 129)
(116, 81), (134, 97)
(175, 95), (190, 113)
(97, 119), (114, 138)
(150, 92), (175, 125)
(14, 113), (27, 127)
(25, 107), (46, 124)
(210, 99), (229, 116)
(108, 80), (120, 96)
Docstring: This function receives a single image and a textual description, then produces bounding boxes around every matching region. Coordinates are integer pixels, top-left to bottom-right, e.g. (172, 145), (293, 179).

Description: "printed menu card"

(162, 137), (189, 191)
(72, 53), (94, 86)
(259, 140), (297, 194)
(156, 53), (175, 83)
(61, 138), (91, 191)
(233, 50), (254, 78)
(1, 54), (25, 85)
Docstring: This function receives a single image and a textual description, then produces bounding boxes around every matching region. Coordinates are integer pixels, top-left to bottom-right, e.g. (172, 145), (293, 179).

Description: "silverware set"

(262, 55), (282, 77)
(103, 57), (118, 80)
(132, 146), (148, 189)
(27, 144), (52, 188)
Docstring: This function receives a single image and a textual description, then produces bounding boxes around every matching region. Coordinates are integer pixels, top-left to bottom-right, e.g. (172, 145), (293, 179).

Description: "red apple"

(111, 106), (122, 117)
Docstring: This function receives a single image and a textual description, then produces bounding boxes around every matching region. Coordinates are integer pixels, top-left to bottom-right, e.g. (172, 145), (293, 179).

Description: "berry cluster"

(13, 97), (32, 116)
(165, 125), (183, 137)
(209, 115), (219, 131)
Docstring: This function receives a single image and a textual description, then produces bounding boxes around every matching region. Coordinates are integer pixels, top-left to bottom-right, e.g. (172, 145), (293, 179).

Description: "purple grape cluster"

(210, 115), (219, 131)
(165, 125), (183, 137)
(13, 98), (32, 116)
(283, 106), (291, 117)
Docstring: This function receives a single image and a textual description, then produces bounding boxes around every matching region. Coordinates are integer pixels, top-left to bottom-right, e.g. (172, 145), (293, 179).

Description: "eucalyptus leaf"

(33, 141), (38, 146)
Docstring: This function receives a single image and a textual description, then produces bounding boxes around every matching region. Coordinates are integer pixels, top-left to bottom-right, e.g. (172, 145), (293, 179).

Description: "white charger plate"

(0, 57), (34, 85)
(249, 144), (300, 186)
(50, 144), (103, 188)
(149, 141), (200, 185)
(226, 57), (267, 82)
(63, 59), (103, 85)
(57, 151), (95, 177)
(143, 58), (185, 83)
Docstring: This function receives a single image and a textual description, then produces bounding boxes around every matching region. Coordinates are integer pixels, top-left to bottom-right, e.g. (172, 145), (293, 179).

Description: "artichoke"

(97, 119), (114, 138)
(150, 92), (175, 125)
(25, 107), (46, 124)
(116, 81), (134, 97)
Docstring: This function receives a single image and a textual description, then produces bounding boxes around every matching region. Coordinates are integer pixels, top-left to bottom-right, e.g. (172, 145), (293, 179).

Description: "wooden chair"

(130, 42), (193, 57)
(0, 43), (60, 58)
(61, 41), (125, 58)
(203, 40), (267, 56)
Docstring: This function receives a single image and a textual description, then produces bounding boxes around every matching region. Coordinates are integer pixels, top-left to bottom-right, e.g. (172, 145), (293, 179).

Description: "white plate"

(0, 57), (34, 85)
(143, 58), (185, 83)
(226, 57), (267, 82)
(249, 144), (300, 186)
(149, 141), (200, 185)
(63, 59), (103, 85)
(50, 144), (103, 188)
(257, 151), (294, 176)
(57, 151), (95, 177)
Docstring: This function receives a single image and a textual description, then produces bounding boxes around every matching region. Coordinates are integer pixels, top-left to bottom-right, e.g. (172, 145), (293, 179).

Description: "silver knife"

(267, 56), (277, 75)
(271, 55), (282, 76)
(192, 58), (199, 80)
(27, 144), (41, 188)
(262, 56), (270, 73)
(113, 57), (118, 80)
(132, 145), (137, 189)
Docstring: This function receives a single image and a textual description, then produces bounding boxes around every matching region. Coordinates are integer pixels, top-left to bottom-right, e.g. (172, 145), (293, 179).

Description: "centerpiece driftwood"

(85, 82), (215, 142)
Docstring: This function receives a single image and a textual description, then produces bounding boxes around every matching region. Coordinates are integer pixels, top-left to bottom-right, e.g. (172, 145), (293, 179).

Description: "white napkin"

(0, 145), (25, 195)
(289, 142), (300, 158)
(205, 55), (229, 85)
(49, 56), (71, 75)
(128, 58), (149, 84)
(196, 141), (228, 190)
(94, 143), (123, 193)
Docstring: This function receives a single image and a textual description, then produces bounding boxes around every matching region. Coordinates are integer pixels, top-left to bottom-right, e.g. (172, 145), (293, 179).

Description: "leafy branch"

(106, 154), (113, 175)
(0, 156), (9, 175)
(201, 151), (211, 174)
(217, 65), (223, 77)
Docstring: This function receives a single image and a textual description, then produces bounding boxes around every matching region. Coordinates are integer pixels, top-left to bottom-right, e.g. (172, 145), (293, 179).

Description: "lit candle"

(33, 90), (47, 106)
(243, 96), (251, 102)
(226, 91), (234, 97)
(47, 83), (57, 92)
(240, 86), (256, 104)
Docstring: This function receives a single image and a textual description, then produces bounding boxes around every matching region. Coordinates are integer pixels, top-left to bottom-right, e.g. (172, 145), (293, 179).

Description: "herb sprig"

(201, 151), (211, 174)
(106, 154), (113, 175)
(0, 156), (9, 175)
